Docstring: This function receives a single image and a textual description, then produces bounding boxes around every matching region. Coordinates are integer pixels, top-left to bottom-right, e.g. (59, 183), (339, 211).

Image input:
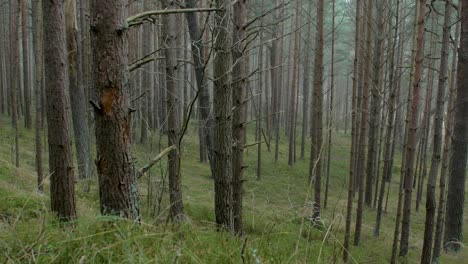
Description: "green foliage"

(0, 117), (466, 263)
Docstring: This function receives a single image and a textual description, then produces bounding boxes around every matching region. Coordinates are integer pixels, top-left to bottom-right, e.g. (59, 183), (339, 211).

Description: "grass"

(0, 115), (466, 263)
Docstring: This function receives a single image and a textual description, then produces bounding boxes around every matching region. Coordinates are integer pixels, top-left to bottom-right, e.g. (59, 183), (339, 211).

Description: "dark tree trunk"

(288, 0), (301, 166)
(354, 0), (373, 246)
(300, 0), (312, 160)
(231, 0), (247, 234)
(21, 0), (31, 129)
(213, 0), (234, 232)
(432, 10), (460, 261)
(343, 0), (361, 261)
(33, 0), (44, 193)
(161, 0), (185, 221)
(309, 0), (324, 221)
(10, 0), (20, 168)
(90, 0), (140, 219)
(420, 1), (452, 262)
(43, 0), (77, 221)
(444, 0), (468, 253)
(66, 0), (92, 183)
(365, 0), (384, 207)
(399, 0), (426, 256)
(184, 0), (214, 173)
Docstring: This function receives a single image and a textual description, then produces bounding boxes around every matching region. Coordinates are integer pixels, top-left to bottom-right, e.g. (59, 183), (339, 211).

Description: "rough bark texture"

(21, 0), (31, 129)
(231, 0), (247, 235)
(300, 0), (312, 160)
(399, 0), (426, 256)
(444, 0), (468, 253)
(10, 0), (20, 168)
(90, 0), (140, 219)
(162, 0), (185, 221)
(288, 0), (301, 166)
(365, 0), (384, 207)
(375, 0), (400, 236)
(432, 11), (459, 262)
(213, 0), (233, 232)
(309, 0), (324, 221)
(33, 0), (44, 193)
(343, 0), (361, 261)
(184, 0), (214, 172)
(354, 0), (372, 246)
(66, 0), (91, 182)
(420, 1), (451, 262)
(43, 0), (77, 221)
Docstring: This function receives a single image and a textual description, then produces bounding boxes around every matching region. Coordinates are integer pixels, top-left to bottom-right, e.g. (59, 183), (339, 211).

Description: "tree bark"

(66, 0), (92, 183)
(33, 0), (44, 193)
(399, 0), (426, 256)
(10, 0), (20, 168)
(354, 0), (373, 246)
(213, 0), (233, 232)
(161, 0), (185, 221)
(432, 8), (460, 261)
(444, 0), (468, 253)
(43, 0), (77, 221)
(343, 0), (361, 261)
(21, 0), (31, 129)
(420, 1), (452, 262)
(90, 0), (140, 219)
(288, 0), (301, 166)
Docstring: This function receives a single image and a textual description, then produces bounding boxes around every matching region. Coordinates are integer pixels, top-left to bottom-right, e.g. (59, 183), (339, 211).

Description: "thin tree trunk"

(354, 0), (373, 246)
(21, 0), (31, 129)
(161, 0), (184, 221)
(343, 0), (361, 261)
(33, 0), (44, 193)
(232, 0), (247, 234)
(399, 0), (426, 256)
(364, 0), (384, 206)
(309, 0), (324, 221)
(213, 0), (234, 232)
(420, 1), (452, 262)
(10, 0), (20, 168)
(66, 0), (92, 183)
(432, 10), (460, 261)
(288, 0), (301, 166)
(43, 0), (77, 221)
(324, 0), (335, 209)
(300, 0), (313, 160)
(444, 0), (468, 253)
(375, 0), (401, 236)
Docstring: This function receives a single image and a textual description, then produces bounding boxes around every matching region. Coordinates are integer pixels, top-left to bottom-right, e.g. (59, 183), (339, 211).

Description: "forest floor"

(0, 116), (466, 263)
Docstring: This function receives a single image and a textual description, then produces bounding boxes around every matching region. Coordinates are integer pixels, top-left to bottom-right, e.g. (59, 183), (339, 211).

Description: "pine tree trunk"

(66, 0), (91, 183)
(10, 0), (20, 168)
(90, 0), (140, 219)
(33, 0), (44, 193)
(432, 9), (460, 261)
(324, 0), (335, 209)
(213, 0), (234, 232)
(232, 0), (247, 234)
(300, 0), (313, 160)
(374, 0), (401, 236)
(444, 0), (468, 253)
(43, 0), (77, 221)
(354, 0), (373, 246)
(21, 0), (31, 129)
(364, 0), (384, 206)
(185, 0), (214, 171)
(161, 0), (184, 221)
(288, 0), (301, 166)
(399, 0), (426, 256)
(420, 1), (452, 262)
(343, 0), (361, 261)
